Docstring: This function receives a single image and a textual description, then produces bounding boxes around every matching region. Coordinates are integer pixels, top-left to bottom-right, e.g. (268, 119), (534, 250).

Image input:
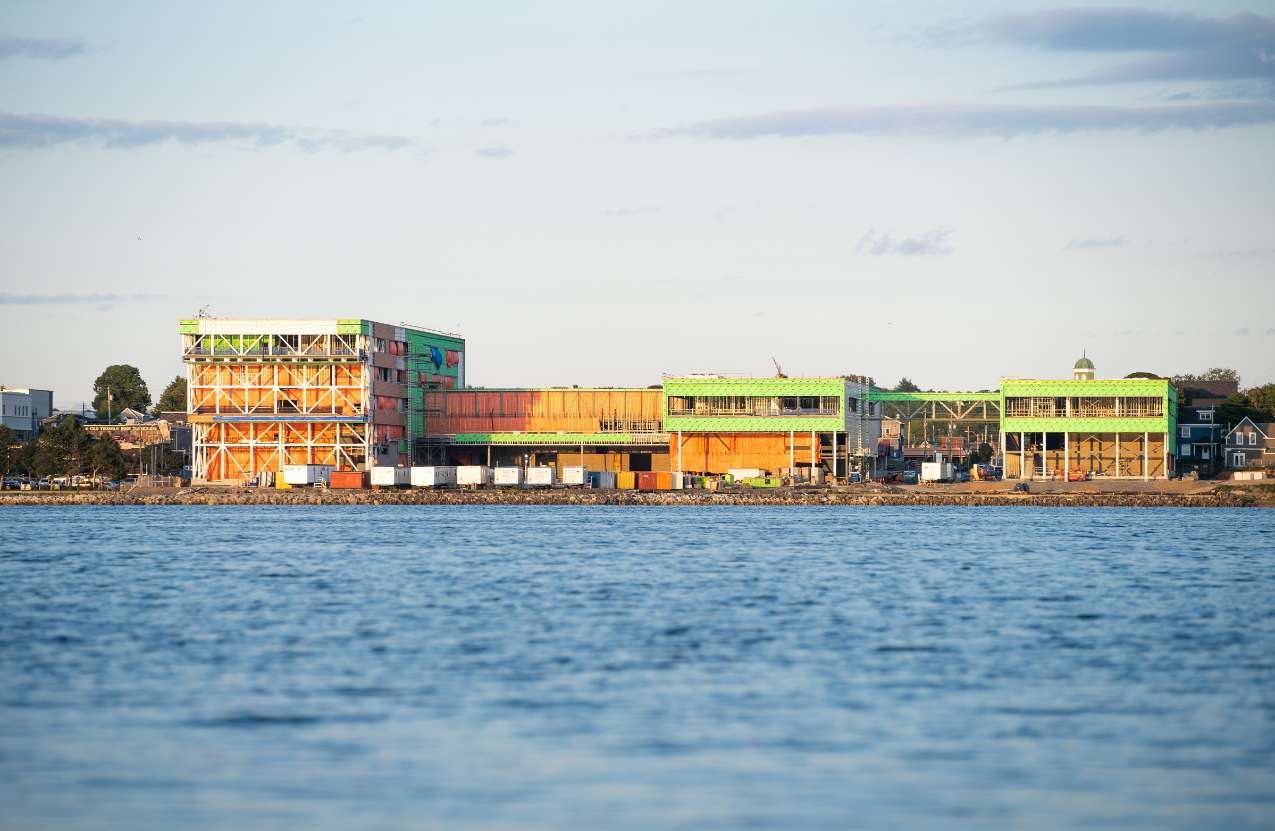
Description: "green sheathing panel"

(179, 319), (199, 334)
(451, 433), (666, 446)
(337, 319), (364, 334)
(663, 377), (846, 433)
(403, 326), (466, 441)
(1000, 378), (1177, 441)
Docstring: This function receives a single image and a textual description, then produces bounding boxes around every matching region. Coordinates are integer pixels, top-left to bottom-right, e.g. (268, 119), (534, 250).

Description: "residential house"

(1224, 417), (1274, 472)
(1177, 401), (1225, 477)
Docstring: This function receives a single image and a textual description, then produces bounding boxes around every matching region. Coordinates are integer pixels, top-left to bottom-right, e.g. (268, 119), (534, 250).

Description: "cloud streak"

(857, 228), (954, 256)
(475, 145), (513, 159)
(0, 111), (418, 152)
(0, 292), (177, 306)
(1066, 235), (1126, 250)
(928, 9), (1275, 91)
(655, 102), (1275, 140)
(0, 36), (85, 61)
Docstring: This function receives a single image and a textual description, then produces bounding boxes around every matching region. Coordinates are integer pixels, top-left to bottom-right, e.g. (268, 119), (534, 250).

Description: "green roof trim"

(179, 319), (199, 334)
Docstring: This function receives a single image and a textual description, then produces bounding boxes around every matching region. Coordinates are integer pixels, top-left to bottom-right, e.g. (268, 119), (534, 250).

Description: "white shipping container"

(561, 466), (587, 486)
(282, 464), (333, 486)
(921, 462), (954, 483)
(371, 466), (410, 487)
(526, 467), (555, 487)
(457, 465), (489, 486)
(410, 466), (457, 487)
(728, 468), (765, 481)
(493, 467), (524, 486)
(671, 472), (684, 490)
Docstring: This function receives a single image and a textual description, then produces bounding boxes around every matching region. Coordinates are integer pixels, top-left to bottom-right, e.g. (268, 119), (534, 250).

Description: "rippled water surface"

(1, 506), (1273, 830)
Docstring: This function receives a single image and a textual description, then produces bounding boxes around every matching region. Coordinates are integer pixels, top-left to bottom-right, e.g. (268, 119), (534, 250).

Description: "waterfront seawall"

(1, 487), (1266, 508)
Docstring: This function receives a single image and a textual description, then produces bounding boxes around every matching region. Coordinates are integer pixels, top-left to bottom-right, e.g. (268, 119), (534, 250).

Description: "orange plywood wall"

(426, 389), (663, 434)
(197, 421), (367, 480)
(190, 364), (366, 416)
(671, 433), (819, 475)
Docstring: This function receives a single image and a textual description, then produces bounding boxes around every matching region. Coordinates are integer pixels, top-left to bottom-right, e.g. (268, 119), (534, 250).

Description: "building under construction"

(421, 387), (669, 472)
(180, 318), (1174, 483)
(182, 318), (463, 481)
(663, 376), (880, 477)
(1000, 357), (1177, 480)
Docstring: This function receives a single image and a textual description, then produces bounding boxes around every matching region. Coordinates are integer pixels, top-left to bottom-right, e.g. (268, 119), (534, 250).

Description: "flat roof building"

(1000, 355), (1177, 480)
(0, 386), (53, 441)
(181, 318), (464, 482)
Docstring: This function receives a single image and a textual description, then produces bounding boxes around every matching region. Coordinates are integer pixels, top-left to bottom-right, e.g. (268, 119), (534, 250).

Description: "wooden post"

(789, 430), (794, 473)
(1116, 432), (1121, 478)
(1147, 430), (1157, 484)
(1019, 431), (1025, 479)
(832, 430), (838, 479)
(1064, 432), (1069, 480)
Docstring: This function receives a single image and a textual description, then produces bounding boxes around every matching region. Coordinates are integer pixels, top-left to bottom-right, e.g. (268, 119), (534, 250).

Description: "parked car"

(902, 470), (919, 485)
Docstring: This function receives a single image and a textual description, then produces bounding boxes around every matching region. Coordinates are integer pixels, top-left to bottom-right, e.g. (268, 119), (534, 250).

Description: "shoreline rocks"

(0, 488), (1261, 508)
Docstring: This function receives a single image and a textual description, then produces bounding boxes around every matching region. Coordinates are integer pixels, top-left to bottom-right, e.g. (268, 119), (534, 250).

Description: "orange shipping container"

(616, 471), (636, 489)
(329, 470), (367, 489)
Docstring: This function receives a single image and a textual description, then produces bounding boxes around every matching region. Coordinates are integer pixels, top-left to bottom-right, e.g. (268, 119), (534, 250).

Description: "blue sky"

(2, 1), (1273, 406)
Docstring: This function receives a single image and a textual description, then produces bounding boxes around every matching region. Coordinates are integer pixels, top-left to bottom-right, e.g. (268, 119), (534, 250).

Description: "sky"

(2, 0), (1273, 407)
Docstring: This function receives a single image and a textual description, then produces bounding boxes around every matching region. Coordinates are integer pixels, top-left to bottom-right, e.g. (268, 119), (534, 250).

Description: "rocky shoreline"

(0, 487), (1265, 508)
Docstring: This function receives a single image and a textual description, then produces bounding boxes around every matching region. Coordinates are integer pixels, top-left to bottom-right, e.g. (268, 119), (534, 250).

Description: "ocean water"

(0, 505), (1272, 831)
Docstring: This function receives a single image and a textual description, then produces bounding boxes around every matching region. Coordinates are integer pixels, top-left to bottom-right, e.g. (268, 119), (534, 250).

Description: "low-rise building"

(1001, 356), (1177, 480)
(0, 385), (54, 441)
(1224, 418), (1274, 472)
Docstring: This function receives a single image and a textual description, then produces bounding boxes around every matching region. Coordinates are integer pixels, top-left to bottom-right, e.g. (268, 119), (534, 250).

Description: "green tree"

(1217, 393), (1264, 428)
(88, 435), (128, 482)
(894, 378), (920, 392)
(34, 416), (91, 479)
(157, 375), (187, 413)
(1203, 367), (1241, 385)
(973, 442), (994, 464)
(0, 425), (15, 478)
(1245, 383), (1275, 419)
(13, 440), (37, 476)
(92, 365), (151, 422)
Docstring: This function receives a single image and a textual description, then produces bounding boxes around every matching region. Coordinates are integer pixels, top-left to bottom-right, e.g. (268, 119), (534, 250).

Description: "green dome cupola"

(1073, 352), (1095, 380)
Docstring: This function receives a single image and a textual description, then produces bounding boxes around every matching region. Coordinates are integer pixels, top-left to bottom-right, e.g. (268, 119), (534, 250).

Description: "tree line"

(0, 418), (128, 483)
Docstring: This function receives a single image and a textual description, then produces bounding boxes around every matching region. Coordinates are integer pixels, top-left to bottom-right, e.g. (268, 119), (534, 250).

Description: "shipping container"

(410, 466), (457, 487)
(371, 466), (410, 487)
(526, 467), (555, 487)
(921, 462), (954, 483)
(282, 464), (333, 486)
(492, 467), (524, 487)
(654, 471), (673, 490)
(636, 471), (658, 491)
(616, 470), (636, 489)
(329, 470), (367, 489)
(727, 468), (765, 481)
(457, 465), (489, 486)
(560, 466), (587, 486)
(588, 471), (617, 489)
(670, 472), (684, 490)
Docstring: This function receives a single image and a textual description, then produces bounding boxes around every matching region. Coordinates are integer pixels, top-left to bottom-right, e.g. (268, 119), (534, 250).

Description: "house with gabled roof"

(1224, 417), (1275, 472)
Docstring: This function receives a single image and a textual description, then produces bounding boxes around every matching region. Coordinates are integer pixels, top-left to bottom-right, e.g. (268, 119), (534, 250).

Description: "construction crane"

(771, 357), (787, 378)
